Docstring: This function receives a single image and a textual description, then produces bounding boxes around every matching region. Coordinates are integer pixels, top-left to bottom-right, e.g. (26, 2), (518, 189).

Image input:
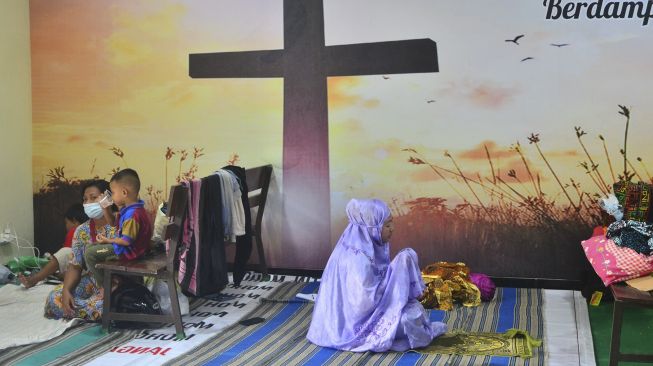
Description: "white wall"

(0, 0), (33, 263)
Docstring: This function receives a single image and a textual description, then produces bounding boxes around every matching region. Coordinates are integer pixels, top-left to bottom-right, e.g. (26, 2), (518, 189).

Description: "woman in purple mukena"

(307, 198), (447, 352)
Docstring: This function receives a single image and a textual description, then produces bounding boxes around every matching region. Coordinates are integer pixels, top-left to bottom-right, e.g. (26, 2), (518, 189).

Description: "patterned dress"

(44, 220), (117, 321)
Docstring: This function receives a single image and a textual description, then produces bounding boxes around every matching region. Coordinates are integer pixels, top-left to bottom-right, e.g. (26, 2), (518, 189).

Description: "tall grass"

(394, 105), (653, 252)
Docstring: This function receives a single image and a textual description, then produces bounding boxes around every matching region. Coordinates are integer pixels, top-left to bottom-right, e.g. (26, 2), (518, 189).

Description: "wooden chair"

(608, 283), (653, 366)
(97, 184), (188, 338)
(245, 164), (273, 275)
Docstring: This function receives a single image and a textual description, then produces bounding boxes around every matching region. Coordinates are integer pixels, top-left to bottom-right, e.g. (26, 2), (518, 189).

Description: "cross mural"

(189, 0), (438, 266)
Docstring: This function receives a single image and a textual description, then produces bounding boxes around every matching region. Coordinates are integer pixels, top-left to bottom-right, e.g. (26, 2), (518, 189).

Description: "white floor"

(543, 290), (596, 366)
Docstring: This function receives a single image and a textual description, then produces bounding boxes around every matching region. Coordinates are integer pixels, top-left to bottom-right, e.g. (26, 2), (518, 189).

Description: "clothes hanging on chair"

(224, 170), (246, 239)
(198, 174), (228, 295)
(178, 177), (228, 296)
(178, 167), (252, 291)
(223, 165), (252, 286)
(215, 170), (234, 240)
(178, 179), (201, 295)
(214, 169), (246, 242)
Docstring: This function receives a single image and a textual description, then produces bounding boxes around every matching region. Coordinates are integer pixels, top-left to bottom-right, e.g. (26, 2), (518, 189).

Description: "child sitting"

(19, 203), (88, 288)
(86, 168), (153, 287)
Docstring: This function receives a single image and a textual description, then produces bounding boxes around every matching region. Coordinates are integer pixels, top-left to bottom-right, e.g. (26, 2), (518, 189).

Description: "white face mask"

(83, 202), (104, 219)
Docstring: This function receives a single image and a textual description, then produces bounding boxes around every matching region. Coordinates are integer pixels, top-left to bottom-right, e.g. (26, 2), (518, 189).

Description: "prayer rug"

(419, 329), (542, 358)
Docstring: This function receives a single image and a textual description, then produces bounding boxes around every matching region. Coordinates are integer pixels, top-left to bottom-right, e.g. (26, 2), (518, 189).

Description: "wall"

(29, 0), (653, 279)
(0, 0), (34, 263)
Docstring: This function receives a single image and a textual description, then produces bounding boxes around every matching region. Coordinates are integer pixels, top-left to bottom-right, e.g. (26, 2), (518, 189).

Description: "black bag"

(110, 280), (162, 329)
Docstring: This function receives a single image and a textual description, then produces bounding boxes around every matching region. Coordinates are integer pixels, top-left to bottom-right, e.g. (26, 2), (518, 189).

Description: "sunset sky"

(31, 0), (653, 224)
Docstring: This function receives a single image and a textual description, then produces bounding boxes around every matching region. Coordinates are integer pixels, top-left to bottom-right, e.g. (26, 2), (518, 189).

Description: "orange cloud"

(459, 140), (514, 160)
(438, 80), (517, 109)
(362, 99), (380, 108)
(498, 157), (544, 184)
(547, 149), (580, 157)
(327, 77), (377, 109)
(67, 135), (82, 142)
(468, 83), (516, 108)
(409, 165), (443, 182)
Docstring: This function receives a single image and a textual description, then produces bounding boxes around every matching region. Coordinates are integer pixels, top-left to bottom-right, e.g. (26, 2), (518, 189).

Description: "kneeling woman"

(307, 199), (446, 352)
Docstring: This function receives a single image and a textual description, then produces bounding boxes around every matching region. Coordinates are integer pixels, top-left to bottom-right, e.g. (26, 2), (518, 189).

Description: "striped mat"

(164, 284), (544, 366)
(0, 274), (316, 366)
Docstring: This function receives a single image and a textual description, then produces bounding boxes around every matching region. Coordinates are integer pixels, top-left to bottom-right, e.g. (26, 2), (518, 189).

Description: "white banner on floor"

(85, 281), (283, 366)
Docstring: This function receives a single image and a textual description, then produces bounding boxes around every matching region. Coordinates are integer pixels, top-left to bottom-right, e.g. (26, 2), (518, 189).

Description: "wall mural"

(31, 0), (653, 280)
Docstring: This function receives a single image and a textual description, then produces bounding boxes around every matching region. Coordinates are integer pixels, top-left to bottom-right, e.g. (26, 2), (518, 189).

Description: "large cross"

(189, 0), (438, 267)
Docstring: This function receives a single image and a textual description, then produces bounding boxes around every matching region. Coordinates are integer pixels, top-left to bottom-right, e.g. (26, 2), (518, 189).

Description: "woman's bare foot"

(111, 276), (122, 292)
(97, 277), (123, 300)
(18, 273), (37, 289)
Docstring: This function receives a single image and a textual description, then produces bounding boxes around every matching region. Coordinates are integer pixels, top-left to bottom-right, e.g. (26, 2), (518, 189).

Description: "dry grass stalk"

(636, 157), (653, 183)
(511, 142), (541, 199)
(406, 154), (470, 204)
(618, 105), (630, 179)
(579, 161), (608, 195)
(575, 126), (610, 193)
(528, 133), (579, 212)
(445, 150), (490, 215)
(109, 147), (128, 168)
(598, 134), (616, 183)
(164, 147), (175, 200)
(507, 169), (534, 197)
(484, 144), (497, 185)
(227, 153), (240, 166)
(619, 149), (644, 182)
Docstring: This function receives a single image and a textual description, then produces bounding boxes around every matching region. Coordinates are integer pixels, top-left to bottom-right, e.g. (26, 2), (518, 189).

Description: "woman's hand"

(62, 289), (76, 317)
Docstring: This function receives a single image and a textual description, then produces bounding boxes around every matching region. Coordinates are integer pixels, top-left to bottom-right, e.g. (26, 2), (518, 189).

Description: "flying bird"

(550, 43), (570, 47)
(382, 75), (390, 80)
(426, 100), (436, 103)
(505, 34), (524, 45)
(521, 57), (534, 62)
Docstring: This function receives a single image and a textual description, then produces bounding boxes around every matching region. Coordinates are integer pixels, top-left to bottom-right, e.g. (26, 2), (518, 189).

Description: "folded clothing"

(582, 235), (653, 286)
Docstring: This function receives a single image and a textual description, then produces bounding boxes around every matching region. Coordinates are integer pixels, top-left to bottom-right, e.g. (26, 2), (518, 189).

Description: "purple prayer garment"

(469, 273), (496, 302)
(307, 199), (447, 352)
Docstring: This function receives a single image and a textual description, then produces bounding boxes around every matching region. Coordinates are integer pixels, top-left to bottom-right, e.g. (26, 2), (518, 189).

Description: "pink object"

(469, 273), (496, 301)
(581, 235), (653, 286)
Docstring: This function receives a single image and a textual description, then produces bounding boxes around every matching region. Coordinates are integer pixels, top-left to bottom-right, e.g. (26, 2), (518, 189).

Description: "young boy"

(86, 168), (153, 287)
(19, 203), (88, 288)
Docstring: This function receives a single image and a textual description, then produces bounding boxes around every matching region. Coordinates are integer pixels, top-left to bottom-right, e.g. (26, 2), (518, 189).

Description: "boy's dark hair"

(81, 179), (110, 198)
(110, 168), (141, 193)
(64, 203), (88, 224)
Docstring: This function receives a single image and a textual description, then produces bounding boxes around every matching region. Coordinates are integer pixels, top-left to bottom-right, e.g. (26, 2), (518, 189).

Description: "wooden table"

(609, 284), (653, 366)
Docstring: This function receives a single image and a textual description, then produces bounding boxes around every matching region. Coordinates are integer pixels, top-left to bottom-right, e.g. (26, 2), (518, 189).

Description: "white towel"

(226, 171), (246, 238)
(0, 284), (79, 350)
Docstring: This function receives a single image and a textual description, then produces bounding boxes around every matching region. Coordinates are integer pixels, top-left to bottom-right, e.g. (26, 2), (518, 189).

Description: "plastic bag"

(151, 279), (189, 316)
(111, 280), (162, 329)
(0, 265), (15, 284)
(151, 203), (169, 247)
(6, 256), (50, 273)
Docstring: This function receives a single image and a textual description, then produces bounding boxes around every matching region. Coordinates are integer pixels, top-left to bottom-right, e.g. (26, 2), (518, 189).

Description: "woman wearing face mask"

(44, 180), (118, 320)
